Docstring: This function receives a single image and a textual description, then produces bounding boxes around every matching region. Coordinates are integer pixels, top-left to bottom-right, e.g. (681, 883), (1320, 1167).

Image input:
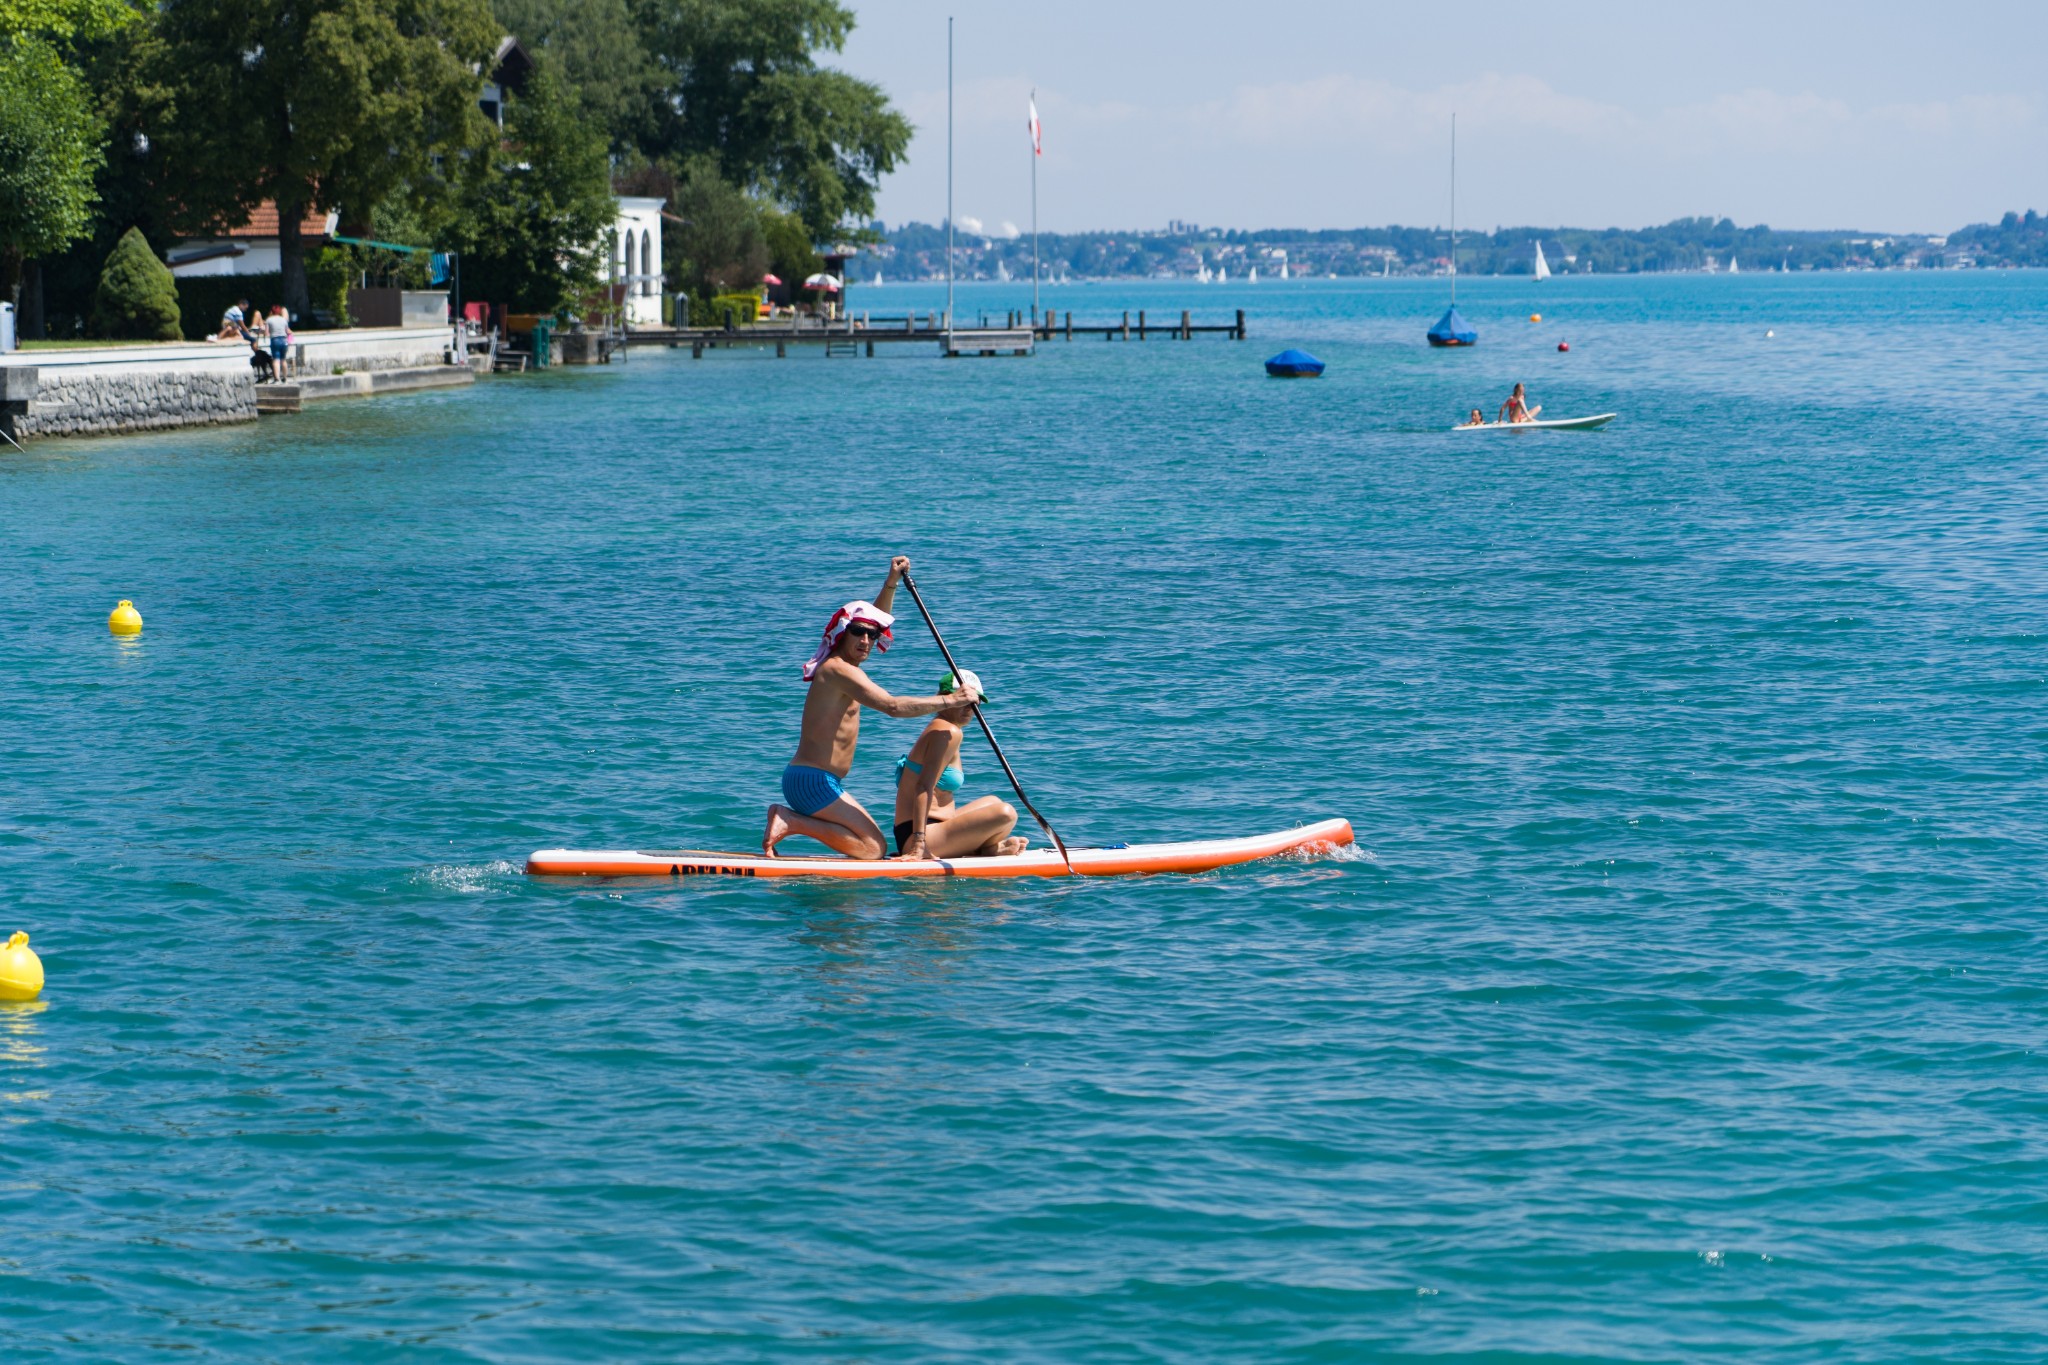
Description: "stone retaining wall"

(15, 368), (255, 438)
(1, 327), (470, 442)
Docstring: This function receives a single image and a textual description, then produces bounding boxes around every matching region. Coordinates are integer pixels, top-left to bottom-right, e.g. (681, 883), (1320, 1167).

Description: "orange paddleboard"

(527, 818), (1354, 880)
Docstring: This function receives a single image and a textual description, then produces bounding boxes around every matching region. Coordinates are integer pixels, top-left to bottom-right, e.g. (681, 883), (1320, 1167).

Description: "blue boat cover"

(1264, 348), (1326, 376)
(1427, 307), (1477, 345)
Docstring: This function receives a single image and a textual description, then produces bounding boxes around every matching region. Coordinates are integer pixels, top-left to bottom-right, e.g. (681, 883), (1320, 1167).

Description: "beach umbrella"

(761, 273), (782, 285)
(802, 273), (842, 293)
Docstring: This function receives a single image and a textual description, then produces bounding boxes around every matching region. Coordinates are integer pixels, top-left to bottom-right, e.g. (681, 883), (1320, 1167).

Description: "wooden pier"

(1033, 309), (1247, 342)
(623, 309), (1246, 359)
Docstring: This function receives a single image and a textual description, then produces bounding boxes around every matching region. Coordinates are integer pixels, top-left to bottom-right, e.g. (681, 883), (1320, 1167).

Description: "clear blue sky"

(838, 0), (2047, 235)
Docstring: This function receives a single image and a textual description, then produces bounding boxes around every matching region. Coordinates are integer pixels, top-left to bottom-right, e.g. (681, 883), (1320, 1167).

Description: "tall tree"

(666, 153), (768, 304)
(0, 36), (103, 304)
(639, 0), (909, 239)
(489, 0), (656, 154)
(0, 0), (134, 43)
(442, 64), (613, 313)
(146, 0), (499, 317)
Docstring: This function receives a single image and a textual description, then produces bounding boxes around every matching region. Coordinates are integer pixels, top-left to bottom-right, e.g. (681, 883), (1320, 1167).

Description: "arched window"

(640, 229), (654, 296)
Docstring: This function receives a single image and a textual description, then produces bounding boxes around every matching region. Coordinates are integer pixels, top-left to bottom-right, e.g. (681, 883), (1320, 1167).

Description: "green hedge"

(174, 249), (355, 339)
(702, 292), (759, 326)
(177, 274), (280, 339)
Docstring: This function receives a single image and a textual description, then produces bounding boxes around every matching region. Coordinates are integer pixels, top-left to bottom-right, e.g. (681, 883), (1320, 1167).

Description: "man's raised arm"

(874, 555), (910, 614)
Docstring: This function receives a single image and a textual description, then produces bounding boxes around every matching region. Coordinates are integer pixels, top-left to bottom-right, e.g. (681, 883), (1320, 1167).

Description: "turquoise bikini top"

(897, 754), (965, 793)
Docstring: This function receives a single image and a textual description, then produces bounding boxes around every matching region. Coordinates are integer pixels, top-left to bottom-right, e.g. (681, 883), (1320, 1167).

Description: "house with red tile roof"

(168, 204), (340, 278)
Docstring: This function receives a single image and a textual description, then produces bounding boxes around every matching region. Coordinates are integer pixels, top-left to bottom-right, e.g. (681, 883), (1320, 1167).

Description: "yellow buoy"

(0, 932), (43, 1002)
(109, 599), (142, 635)
(1529, 313), (1542, 323)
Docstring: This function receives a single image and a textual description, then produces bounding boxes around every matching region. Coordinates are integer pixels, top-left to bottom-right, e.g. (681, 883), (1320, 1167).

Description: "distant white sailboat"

(1533, 240), (1551, 280)
(1728, 254), (1739, 274)
(873, 269), (884, 286)
(996, 258), (1010, 282)
(1248, 266), (1258, 283)
(1219, 265), (1228, 282)
(1280, 260), (1289, 280)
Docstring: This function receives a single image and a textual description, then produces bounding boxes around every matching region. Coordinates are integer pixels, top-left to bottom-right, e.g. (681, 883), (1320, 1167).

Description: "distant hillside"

(1946, 210), (2048, 267)
(868, 213), (2043, 281)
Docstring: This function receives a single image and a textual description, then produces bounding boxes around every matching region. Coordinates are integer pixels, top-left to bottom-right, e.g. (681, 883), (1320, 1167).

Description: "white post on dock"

(1029, 88), (1040, 327)
(945, 16), (954, 337)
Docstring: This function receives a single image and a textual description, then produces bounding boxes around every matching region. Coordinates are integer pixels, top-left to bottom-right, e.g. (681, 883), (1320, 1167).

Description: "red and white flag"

(1028, 96), (1041, 156)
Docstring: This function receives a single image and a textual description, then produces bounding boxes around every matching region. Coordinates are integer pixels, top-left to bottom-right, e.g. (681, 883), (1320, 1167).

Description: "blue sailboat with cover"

(1428, 306), (1476, 347)
(1426, 114), (1478, 348)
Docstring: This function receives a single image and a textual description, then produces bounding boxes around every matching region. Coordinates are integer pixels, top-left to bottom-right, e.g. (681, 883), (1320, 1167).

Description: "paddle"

(898, 572), (1075, 874)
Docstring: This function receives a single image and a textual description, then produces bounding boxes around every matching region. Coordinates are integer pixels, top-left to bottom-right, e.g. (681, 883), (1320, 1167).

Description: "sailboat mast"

(946, 16), (954, 333)
(1031, 86), (1039, 327)
(1450, 113), (1457, 307)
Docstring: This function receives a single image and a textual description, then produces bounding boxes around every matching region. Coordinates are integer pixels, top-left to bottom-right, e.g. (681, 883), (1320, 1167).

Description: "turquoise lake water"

(6, 272), (2048, 1360)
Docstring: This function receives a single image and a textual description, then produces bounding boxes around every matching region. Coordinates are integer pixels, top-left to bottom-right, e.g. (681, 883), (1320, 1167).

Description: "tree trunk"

(23, 262), (44, 339)
(278, 203), (310, 321)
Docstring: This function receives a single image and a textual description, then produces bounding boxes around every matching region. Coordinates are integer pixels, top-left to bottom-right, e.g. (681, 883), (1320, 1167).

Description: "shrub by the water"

(91, 227), (181, 340)
(705, 292), (759, 326)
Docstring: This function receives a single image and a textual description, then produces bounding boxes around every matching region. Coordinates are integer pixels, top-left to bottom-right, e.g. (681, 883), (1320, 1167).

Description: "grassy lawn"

(15, 338), (199, 351)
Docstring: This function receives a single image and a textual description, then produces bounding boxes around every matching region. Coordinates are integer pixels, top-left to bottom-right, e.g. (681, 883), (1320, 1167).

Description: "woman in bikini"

(1497, 382), (1541, 424)
(891, 669), (1028, 860)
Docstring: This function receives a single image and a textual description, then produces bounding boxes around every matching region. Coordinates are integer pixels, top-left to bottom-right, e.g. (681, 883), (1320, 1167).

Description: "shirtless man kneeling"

(764, 556), (983, 859)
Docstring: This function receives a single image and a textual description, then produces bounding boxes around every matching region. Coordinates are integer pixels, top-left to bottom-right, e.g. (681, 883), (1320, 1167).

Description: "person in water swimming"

(764, 556), (984, 859)
(1460, 408), (1488, 427)
(1497, 383), (1541, 424)
(891, 669), (1027, 860)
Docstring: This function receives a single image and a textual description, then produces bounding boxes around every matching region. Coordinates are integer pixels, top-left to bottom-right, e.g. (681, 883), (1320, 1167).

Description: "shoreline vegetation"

(875, 210), (2048, 281)
(5, 0), (906, 343)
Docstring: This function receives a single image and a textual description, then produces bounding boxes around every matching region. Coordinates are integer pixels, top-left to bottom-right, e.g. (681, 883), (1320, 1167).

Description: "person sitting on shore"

(763, 556), (985, 860)
(1460, 408), (1488, 427)
(891, 669), (1027, 860)
(1497, 383), (1541, 424)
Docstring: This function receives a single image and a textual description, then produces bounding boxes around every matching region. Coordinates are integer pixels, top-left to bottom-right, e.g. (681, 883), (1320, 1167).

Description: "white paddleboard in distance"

(1450, 413), (1617, 432)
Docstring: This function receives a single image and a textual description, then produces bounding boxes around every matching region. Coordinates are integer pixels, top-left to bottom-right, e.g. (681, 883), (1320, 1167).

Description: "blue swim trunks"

(781, 764), (847, 817)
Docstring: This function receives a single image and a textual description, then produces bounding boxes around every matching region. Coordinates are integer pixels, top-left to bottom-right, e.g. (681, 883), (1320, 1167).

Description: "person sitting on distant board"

(890, 670), (1026, 860)
(1460, 408), (1487, 427)
(764, 556), (985, 860)
(1498, 383), (1541, 425)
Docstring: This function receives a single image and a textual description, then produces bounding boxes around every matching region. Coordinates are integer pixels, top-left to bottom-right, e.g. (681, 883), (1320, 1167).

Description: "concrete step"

(257, 365), (475, 416)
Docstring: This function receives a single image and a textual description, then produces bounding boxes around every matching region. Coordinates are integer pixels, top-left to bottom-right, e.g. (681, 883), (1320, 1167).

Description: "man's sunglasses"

(846, 626), (882, 641)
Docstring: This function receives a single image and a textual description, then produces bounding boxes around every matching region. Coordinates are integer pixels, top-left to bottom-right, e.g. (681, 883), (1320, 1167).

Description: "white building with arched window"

(614, 197), (665, 327)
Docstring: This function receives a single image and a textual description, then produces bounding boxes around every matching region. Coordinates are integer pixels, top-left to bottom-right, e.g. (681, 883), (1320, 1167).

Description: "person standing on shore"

(264, 305), (292, 380)
(764, 556), (984, 859)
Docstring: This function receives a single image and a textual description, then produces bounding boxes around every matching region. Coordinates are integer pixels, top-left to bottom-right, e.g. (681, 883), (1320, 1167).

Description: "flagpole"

(1030, 87), (1039, 327)
(1450, 112), (1457, 307)
(945, 16), (954, 336)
